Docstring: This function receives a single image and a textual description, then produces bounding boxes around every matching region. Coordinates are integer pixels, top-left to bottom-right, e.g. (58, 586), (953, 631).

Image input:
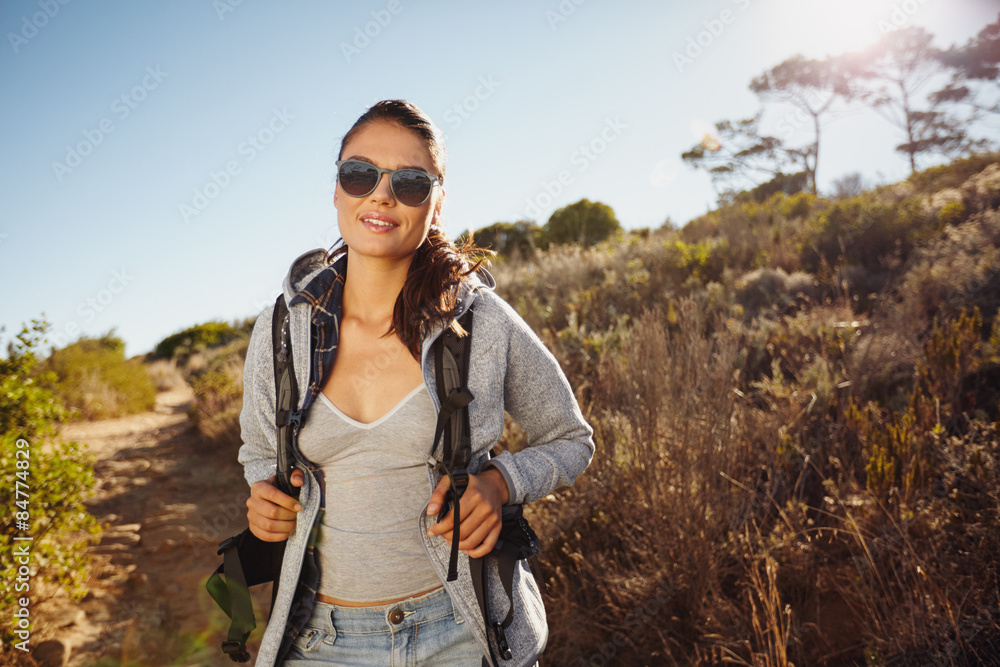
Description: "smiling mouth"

(360, 214), (399, 231)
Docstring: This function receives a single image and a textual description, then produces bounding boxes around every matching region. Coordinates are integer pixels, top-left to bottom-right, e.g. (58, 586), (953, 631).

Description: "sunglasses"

(335, 159), (441, 207)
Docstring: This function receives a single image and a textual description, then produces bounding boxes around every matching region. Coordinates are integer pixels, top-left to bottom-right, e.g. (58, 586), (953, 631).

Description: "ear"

(432, 188), (445, 225)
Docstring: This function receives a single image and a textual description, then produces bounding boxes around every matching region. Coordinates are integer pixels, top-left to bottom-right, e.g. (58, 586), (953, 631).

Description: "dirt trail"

(32, 385), (275, 667)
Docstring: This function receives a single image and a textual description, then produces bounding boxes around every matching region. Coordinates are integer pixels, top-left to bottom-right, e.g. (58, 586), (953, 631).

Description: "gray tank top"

(297, 384), (442, 602)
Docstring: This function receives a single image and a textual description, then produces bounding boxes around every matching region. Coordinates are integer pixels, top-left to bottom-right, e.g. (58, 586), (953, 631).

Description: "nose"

(370, 172), (395, 204)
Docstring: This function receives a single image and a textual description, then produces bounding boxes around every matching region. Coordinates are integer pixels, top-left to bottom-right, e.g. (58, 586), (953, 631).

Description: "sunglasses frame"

(335, 159), (442, 207)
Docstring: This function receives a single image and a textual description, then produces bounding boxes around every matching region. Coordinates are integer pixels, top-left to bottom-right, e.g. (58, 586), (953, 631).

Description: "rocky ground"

(18, 385), (274, 667)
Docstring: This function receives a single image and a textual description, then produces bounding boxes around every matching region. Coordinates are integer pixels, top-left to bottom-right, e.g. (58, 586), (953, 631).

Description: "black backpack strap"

(431, 309), (475, 582)
(430, 305), (546, 665)
(272, 293), (300, 499)
(207, 294), (301, 662)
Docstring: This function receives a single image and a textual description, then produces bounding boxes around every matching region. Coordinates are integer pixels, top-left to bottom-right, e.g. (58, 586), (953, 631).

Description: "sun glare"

(776, 0), (893, 57)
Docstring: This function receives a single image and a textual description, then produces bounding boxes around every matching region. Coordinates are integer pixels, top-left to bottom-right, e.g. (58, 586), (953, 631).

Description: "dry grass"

(487, 159), (1000, 665)
(185, 337), (248, 448)
(146, 357), (186, 391)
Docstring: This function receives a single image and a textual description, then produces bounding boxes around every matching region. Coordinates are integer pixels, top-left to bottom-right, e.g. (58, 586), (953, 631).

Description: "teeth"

(362, 216), (394, 227)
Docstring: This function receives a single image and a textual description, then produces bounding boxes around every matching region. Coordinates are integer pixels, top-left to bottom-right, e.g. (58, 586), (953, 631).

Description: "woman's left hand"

(426, 468), (510, 558)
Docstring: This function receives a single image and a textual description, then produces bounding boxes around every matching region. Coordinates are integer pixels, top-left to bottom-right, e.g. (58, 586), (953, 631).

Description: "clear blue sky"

(1, 0), (996, 358)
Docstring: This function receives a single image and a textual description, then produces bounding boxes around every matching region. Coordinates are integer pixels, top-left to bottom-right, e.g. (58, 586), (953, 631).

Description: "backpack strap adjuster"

(492, 622), (512, 661)
(220, 639), (251, 662)
(217, 536), (236, 556)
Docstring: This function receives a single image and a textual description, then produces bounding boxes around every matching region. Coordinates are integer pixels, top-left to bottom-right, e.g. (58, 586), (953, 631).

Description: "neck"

(341, 249), (412, 328)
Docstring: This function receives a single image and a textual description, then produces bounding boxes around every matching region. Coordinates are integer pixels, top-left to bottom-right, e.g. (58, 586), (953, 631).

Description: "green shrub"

(470, 220), (539, 259)
(153, 320), (245, 360)
(801, 194), (933, 273)
(938, 201), (966, 226)
(40, 333), (156, 421)
(540, 198), (621, 248)
(907, 152), (1000, 193)
(778, 191), (820, 220)
(0, 319), (101, 647)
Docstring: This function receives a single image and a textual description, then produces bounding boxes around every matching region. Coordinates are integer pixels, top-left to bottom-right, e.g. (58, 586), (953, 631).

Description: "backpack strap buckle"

(492, 622), (512, 661)
(220, 639), (251, 662)
(217, 535), (236, 555)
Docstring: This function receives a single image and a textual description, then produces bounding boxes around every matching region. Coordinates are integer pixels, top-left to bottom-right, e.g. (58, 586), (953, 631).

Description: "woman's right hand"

(247, 468), (305, 541)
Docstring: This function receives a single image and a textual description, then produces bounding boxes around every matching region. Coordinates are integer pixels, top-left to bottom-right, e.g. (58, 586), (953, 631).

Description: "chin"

(345, 240), (420, 263)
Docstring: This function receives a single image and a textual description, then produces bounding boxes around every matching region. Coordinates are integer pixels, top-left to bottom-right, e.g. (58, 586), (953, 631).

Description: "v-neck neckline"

(318, 384), (426, 429)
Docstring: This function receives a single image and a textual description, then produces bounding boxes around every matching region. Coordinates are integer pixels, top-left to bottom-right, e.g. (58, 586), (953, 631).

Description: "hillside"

(485, 153), (1000, 665)
(6, 154), (998, 666)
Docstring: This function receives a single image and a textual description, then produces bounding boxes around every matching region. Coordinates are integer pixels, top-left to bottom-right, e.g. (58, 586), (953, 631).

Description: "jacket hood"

(282, 248), (332, 305)
(282, 247), (496, 314)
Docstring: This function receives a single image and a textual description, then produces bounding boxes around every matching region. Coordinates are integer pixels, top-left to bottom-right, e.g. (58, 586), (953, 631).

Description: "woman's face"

(334, 120), (443, 265)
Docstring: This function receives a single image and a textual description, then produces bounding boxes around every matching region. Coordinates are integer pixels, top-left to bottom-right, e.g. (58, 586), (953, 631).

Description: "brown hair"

(328, 99), (493, 359)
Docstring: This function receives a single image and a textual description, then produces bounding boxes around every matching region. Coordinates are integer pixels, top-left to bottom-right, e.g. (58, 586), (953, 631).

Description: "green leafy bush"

(907, 152), (1000, 193)
(40, 333), (156, 420)
(469, 220), (539, 259)
(0, 319), (101, 647)
(153, 320), (246, 359)
(539, 198), (621, 248)
(938, 201), (966, 226)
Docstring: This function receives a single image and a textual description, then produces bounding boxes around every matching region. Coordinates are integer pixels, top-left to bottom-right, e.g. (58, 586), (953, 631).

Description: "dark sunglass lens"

(339, 162), (378, 196)
(392, 170), (432, 206)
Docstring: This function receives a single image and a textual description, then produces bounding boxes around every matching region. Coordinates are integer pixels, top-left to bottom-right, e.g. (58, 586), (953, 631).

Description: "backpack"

(206, 293), (544, 665)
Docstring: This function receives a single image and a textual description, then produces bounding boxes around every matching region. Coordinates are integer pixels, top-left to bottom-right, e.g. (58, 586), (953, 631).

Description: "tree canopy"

(541, 199), (621, 248)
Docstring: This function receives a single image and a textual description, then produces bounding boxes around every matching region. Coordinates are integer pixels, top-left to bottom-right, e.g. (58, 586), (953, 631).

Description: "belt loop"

(442, 585), (464, 625)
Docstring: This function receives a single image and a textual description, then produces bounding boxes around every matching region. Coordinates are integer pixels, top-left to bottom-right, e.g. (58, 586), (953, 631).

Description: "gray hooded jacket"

(237, 249), (595, 665)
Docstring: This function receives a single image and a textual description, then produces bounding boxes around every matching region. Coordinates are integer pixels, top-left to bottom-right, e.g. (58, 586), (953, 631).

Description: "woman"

(238, 99), (594, 666)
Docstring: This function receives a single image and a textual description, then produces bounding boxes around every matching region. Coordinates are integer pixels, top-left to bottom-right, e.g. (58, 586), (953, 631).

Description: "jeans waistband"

(309, 585), (460, 632)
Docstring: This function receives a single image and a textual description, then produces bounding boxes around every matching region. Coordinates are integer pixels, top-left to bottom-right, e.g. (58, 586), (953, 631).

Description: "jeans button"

(389, 608), (404, 624)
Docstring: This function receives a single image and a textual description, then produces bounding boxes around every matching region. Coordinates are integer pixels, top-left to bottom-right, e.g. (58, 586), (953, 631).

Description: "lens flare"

(690, 118), (721, 152)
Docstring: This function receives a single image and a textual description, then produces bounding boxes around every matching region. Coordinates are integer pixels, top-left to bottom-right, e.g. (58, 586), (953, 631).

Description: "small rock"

(33, 639), (67, 667)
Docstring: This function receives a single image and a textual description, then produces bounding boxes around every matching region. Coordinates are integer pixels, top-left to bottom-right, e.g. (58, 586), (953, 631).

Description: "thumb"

(426, 475), (451, 515)
(291, 468), (305, 486)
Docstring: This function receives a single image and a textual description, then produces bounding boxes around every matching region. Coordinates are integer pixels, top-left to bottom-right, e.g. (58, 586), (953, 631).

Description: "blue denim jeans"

(280, 585), (484, 666)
